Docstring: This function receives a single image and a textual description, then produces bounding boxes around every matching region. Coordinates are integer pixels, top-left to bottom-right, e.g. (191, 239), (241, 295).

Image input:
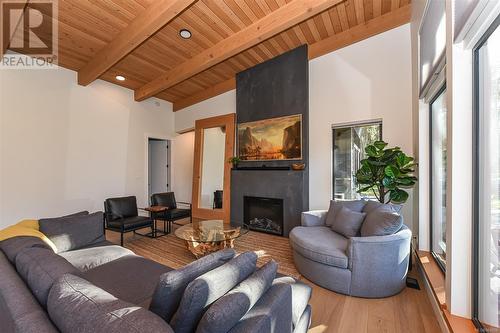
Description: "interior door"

(149, 140), (169, 198)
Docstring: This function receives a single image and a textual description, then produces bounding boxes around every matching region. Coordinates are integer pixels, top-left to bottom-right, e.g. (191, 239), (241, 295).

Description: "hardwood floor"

(304, 272), (441, 333)
(106, 224), (441, 333)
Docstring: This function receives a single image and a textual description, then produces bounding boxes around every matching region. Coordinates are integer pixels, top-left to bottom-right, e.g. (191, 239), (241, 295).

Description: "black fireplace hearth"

(244, 196), (284, 236)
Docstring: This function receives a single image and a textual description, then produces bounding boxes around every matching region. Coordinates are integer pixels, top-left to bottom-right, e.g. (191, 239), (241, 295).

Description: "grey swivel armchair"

(290, 210), (411, 298)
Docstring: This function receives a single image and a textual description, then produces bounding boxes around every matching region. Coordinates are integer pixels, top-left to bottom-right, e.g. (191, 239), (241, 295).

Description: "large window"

(473, 15), (500, 332)
(332, 121), (382, 200)
(430, 87), (447, 272)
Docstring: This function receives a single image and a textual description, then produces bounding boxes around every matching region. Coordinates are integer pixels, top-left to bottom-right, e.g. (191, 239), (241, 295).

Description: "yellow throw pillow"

(16, 219), (39, 230)
(0, 221), (57, 252)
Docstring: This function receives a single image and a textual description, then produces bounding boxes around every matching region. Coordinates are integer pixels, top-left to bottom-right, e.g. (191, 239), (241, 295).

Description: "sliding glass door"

(474, 16), (500, 332)
(430, 87), (447, 271)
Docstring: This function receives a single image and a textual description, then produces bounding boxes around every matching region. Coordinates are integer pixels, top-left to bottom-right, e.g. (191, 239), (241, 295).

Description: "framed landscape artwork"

(238, 114), (302, 161)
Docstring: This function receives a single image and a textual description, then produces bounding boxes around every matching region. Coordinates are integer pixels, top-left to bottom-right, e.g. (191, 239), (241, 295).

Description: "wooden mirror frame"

(191, 113), (235, 222)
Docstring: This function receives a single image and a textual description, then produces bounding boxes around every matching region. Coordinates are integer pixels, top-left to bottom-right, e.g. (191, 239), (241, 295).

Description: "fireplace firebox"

(243, 196), (284, 236)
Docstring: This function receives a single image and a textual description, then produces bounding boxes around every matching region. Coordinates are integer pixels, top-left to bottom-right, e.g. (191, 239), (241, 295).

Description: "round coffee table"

(174, 220), (249, 258)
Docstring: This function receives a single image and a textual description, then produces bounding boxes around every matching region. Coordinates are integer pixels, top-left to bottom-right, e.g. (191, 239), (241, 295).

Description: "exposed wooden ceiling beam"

(172, 4), (411, 112)
(135, 0), (346, 101)
(77, 0), (196, 86)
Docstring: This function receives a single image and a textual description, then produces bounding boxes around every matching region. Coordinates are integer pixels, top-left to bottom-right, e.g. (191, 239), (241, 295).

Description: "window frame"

(428, 84), (447, 273)
(472, 14), (500, 332)
(331, 120), (383, 201)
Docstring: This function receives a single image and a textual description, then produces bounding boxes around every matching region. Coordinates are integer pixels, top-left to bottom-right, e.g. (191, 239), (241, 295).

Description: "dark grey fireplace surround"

(231, 45), (309, 237)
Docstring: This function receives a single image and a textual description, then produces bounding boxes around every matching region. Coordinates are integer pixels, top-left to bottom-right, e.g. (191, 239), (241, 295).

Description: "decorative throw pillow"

(361, 205), (403, 237)
(330, 206), (366, 238)
(196, 260), (278, 333)
(362, 200), (402, 214)
(170, 251), (258, 333)
(39, 211), (89, 224)
(15, 247), (79, 308)
(0, 236), (51, 263)
(48, 274), (174, 333)
(149, 249), (236, 322)
(325, 200), (366, 226)
(40, 211), (104, 253)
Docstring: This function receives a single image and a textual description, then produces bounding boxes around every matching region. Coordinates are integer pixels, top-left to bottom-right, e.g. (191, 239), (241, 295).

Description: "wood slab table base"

(174, 220), (248, 258)
(185, 239), (236, 258)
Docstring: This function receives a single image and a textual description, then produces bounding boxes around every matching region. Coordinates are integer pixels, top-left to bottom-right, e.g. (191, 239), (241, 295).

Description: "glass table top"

(174, 220), (249, 243)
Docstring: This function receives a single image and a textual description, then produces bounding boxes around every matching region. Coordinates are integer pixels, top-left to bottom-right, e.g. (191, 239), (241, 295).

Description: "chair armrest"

(348, 228), (412, 268)
(347, 227), (412, 297)
(176, 202), (192, 208)
(301, 210), (328, 227)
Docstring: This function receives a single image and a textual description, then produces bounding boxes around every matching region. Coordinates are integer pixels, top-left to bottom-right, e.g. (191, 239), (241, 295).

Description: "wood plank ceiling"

(13, 0), (411, 111)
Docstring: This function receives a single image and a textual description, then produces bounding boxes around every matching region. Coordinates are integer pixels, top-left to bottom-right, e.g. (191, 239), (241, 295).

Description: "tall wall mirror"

(192, 113), (235, 222)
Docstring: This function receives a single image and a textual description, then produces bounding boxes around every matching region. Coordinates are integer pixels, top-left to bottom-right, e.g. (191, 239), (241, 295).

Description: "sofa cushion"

(325, 200), (366, 226)
(106, 216), (152, 231)
(273, 276), (312, 327)
(362, 200), (402, 214)
(15, 247), (79, 308)
(228, 283), (293, 333)
(0, 236), (51, 263)
(330, 206), (366, 238)
(361, 205), (403, 237)
(197, 260), (277, 333)
(171, 251), (258, 333)
(82, 254), (172, 307)
(58, 241), (134, 271)
(47, 274), (174, 333)
(289, 226), (349, 269)
(40, 211), (104, 253)
(150, 249), (235, 322)
(0, 252), (58, 333)
(39, 211), (89, 223)
(295, 304), (312, 333)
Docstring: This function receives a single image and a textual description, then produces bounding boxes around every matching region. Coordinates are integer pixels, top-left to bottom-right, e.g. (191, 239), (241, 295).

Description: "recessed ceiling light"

(115, 75), (126, 81)
(179, 29), (192, 39)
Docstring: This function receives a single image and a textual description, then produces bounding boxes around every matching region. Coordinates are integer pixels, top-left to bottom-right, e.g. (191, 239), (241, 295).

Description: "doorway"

(148, 138), (171, 202)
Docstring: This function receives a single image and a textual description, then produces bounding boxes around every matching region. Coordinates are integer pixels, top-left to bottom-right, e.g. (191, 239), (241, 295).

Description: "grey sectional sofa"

(290, 207), (411, 298)
(0, 213), (312, 333)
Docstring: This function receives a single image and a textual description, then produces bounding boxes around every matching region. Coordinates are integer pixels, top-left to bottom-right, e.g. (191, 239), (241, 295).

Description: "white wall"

(410, 0), (428, 251)
(172, 24), (413, 227)
(174, 90), (235, 133)
(0, 67), (175, 228)
(308, 24), (413, 226)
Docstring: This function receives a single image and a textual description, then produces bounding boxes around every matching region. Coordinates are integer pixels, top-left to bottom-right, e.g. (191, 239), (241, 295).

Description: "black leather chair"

(104, 196), (153, 246)
(150, 192), (192, 233)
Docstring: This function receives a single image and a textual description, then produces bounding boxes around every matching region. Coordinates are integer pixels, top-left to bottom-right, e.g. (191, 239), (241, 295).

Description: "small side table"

(143, 206), (169, 238)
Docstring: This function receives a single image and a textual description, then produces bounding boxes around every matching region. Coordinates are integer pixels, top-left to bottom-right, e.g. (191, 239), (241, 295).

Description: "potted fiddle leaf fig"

(355, 140), (417, 204)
